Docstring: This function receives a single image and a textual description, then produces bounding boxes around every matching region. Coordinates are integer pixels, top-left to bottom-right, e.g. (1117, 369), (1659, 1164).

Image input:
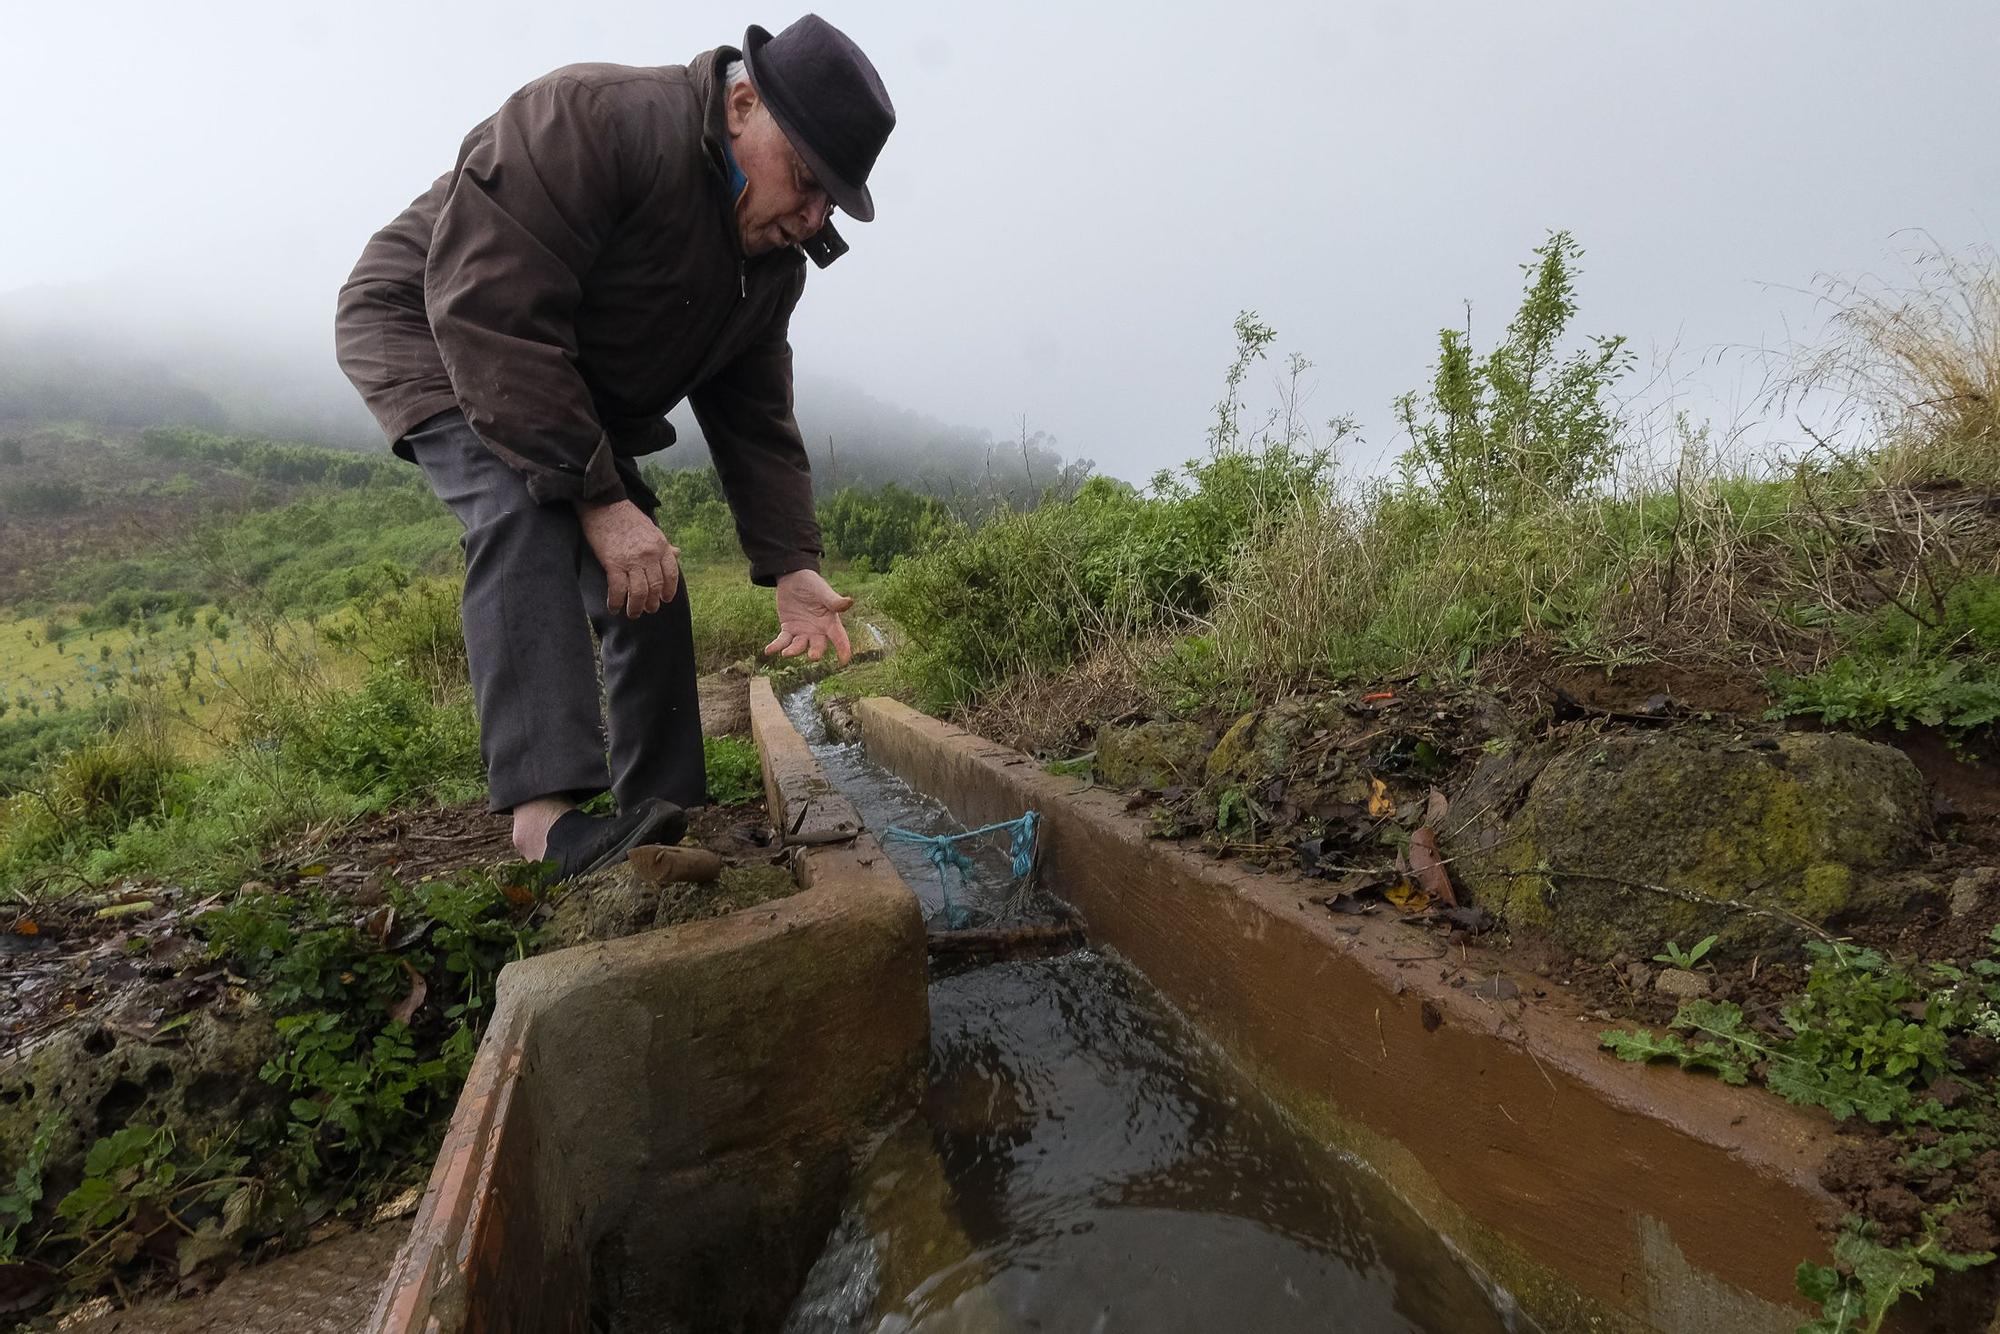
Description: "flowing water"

(780, 687), (1519, 1334)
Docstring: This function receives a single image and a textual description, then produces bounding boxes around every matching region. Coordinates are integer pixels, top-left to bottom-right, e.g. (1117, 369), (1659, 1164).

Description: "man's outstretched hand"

(767, 569), (856, 665)
(578, 499), (679, 619)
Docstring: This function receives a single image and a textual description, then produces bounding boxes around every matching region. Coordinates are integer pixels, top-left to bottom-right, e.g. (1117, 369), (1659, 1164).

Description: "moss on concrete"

(545, 862), (802, 947)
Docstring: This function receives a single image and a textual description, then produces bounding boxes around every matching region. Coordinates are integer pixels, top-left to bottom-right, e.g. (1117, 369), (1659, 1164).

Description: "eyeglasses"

(788, 148), (835, 222)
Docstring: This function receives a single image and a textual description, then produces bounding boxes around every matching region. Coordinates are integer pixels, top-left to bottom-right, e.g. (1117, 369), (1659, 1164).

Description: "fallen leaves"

(1366, 778), (1394, 818)
(386, 961), (427, 1026)
(1407, 827), (1458, 907)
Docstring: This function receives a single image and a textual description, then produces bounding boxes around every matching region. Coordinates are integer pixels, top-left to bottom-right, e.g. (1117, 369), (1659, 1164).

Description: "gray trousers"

(405, 410), (704, 813)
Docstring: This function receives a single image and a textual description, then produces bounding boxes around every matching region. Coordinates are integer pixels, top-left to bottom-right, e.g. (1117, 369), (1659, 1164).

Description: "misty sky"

(4, 1), (1995, 480)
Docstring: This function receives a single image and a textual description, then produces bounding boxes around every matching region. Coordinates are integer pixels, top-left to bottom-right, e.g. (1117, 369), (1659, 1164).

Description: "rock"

(0, 994), (283, 1233)
(1949, 866), (2000, 919)
(1094, 719), (1210, 792)
(1625, 962), (1653, 992)
(1655, 968), (1711, 1000)
(1203, 699), (1327, 788)
(1451, 730), (1934, 962)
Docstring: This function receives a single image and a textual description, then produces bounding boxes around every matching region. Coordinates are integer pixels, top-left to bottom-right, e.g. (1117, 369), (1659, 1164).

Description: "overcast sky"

(3, 1), (1994, 480)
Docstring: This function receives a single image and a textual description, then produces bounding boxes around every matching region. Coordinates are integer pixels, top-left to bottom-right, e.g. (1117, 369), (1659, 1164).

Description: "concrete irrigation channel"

(366, 682), (1990, 1333)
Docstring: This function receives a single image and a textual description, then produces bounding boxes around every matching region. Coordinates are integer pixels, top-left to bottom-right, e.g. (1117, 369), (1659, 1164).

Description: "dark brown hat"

(742, 16), (895, 222)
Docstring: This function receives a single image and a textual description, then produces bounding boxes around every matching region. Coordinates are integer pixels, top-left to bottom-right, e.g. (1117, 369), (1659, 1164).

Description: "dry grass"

(960, 640), (1153, 758)
(1796, 244), (2000, 485)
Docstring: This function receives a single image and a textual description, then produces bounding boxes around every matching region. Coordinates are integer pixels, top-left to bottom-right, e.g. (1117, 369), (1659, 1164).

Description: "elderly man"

(335, 16), (893, 877)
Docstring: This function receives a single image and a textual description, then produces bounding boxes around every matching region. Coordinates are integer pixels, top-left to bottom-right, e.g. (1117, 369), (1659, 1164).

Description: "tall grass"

(887, 238), (2000, 733)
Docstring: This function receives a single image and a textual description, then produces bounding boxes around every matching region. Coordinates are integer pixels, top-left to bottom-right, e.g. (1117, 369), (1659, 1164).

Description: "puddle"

(778, 688), (1518, 1333)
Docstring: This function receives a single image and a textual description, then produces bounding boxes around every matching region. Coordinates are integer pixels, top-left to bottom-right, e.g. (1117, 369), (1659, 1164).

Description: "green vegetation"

(5, 867), (540, 1291)
(818, 482), (949, 570)
(703, 735), (762, 806)
(881, 236), (2000, 740)
(1771, 574), (2000, 733)
(1653, 934), (1718, 969)
(869, 237), (2000, 1331)
(1604, 935), (2000, 1327)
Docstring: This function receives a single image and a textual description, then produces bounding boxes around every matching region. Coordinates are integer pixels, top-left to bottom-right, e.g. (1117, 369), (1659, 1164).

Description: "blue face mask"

(720, 137), (749, 202)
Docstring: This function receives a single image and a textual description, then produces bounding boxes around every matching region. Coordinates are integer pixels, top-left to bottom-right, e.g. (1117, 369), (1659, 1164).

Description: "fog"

(3, 1), (1994, 480)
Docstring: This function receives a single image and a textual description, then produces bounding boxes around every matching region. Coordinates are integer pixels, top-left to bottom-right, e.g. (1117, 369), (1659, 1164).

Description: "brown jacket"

(334, 47), (832, 583)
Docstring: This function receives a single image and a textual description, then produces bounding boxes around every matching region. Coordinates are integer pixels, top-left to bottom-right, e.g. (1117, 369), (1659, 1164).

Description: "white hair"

(725, 59), (750, 91)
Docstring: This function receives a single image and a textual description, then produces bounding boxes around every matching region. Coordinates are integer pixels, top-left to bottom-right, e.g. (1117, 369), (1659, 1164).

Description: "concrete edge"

(365, 686), (926, 1334)
(853, 694), (1853, 1334)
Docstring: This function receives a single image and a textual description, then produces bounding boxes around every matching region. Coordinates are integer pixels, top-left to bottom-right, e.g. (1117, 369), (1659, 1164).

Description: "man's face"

(725, 82), (834, 256)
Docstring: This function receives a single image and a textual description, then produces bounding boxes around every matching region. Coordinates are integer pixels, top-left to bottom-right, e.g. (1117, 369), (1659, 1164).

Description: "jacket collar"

(691, 46), (847, 269)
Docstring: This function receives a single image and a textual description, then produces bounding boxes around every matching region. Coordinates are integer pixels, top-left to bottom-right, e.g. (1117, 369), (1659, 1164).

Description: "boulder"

(1450, 729), (1935, 962)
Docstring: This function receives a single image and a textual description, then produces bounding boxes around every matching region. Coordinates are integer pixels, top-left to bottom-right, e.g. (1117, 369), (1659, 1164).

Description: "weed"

(199, 866), (540, 1197)
(1603, 932), (2000, 1327)
(1653, 934), (1718, 969)
(703, 735), (762, 807)
(1, 1113), (60, 1258)
(52, 1125), (248, 1283)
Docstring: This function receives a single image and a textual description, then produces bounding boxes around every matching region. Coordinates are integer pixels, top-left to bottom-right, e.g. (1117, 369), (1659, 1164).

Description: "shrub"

(1, 478), (86, 515)
(279, 668), (482, 809)
(819, 484), (950, 569)
(335, 578), (468, 690)
(1395, 230), (1633, 523)
(642, 465), (738, 559)
(882, 444), (1331, 710)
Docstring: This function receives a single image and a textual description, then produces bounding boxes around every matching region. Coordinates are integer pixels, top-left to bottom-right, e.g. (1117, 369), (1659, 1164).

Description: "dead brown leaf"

(386, 961), (427, 1026)
(1407, 826), (1458, 907)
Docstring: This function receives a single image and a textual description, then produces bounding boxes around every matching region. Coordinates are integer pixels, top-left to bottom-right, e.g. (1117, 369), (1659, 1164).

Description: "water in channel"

(779, 687), (1519, 1333)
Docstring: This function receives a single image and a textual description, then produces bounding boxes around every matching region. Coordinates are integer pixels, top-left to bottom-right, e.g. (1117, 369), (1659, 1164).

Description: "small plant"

(1, 1113), (60, 1258)
(1653, 934), (1718, 969)
(1797, 1216), (1993, 1334)
(703, 735), (763, 807)
(52, 1125), (248, 1282)
(1603, 931), (2000, 1329)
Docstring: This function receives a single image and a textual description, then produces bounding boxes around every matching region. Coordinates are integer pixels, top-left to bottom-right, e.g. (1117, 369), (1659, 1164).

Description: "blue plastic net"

(881, 811), (1039, 930)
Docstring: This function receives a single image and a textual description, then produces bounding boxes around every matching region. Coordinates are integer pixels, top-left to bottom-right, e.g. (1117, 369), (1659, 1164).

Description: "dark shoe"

(545, 798), (688, 880)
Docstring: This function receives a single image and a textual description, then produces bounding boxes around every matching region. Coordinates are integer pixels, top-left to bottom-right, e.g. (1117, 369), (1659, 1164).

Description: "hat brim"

(741, 24), (876, 222)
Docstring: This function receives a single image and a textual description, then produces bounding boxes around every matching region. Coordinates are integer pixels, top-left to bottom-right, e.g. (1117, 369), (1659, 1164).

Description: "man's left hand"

(767, 570), (856, 665)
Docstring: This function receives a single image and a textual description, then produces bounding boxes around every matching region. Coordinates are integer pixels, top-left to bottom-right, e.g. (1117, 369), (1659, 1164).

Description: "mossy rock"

(0, 995), (282, 1230)
(1450, 730), (1934, 961)
(1204, 698), (1329, 789)
(1095, 720), (1210, 792)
